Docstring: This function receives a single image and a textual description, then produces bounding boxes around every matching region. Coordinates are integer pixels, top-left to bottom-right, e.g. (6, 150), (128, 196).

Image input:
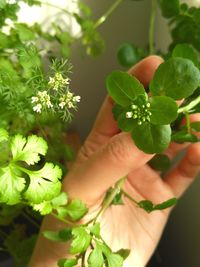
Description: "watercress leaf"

(0, 128), (8, 143)
(65, 199), (88, 221)
(117, 111), (134, 132)
(58, 258), (78, 267)
(106, 253), (124, 267)
(24, 163), (62, 204)
(149, 96), (178, 125)
(138, 200), (154, 213)
(131, 123), (171, 154)
(190, 121), (200, 132)
(153, 198), (177, 210)
(117, 43), (142, 67)
(88, 246), (104, 267)
(114, 249), (130, 260)
(150, 58), (200, 100)
(112, 104), (124, 120)
(172, 44), (199, 66)
(158, 0), (180, 18)
(11, 134), (48, 165)
(148, 154), (171, 171)
(106, 71), (145, 107)
(0, 166), (25, 205)
(88, 222), (101, 238)
(171, 131), (198, 143)
(70, 226), (91, 254)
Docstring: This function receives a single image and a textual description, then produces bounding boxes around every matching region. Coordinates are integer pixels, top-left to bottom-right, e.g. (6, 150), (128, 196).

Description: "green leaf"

(106, 71), (145, 107)
(117, 111), (135, 132)
(117, 43), (143, 67)
(58, 258), (78, 267)
(70, 226), (91, 254)
(0, 128), (8, 143)
(149, 96), (178, 125)
(172, 44), (199, 66)
(131, 123), (171, 154)
(88, 222), (101, 238)
(24, 163), (62, 204)
(88, 246), (104, 267)
(190, 121), (200, 132)
(114, 249), (130, 260)
(52, 192), (68, 207)
(11, 134), (48, 165)
(171, 131), (198, 143)
(0, 166), (25, 205)
(138, 200), (154, 213)
(64, 199), (88, 221)
(148, 154), (171, 171)
(15, 23), (35, 41)
(158, 0), (180, 18)
(153, 198), (177, 210)
(150, 58), (200, 100)
(43, 228), (72, 243)
(111, 191), (124, 205)
(112, 104), (124, 120)
(106, 253), (124, 267)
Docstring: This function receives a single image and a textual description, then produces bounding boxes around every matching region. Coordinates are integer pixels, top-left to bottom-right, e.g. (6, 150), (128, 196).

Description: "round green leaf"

(172, 44), (199, 66)
(150, 58), (200, 100)
(158, 0), (180, 18)
(131, 123), (171, 154)
(148, 154), (171, 171)
(117, 43), (141, 67)
(171, 131), (198, 143)
(117, 111), (134, 132)
(106, 71), (145, 107)
(149, 96), (178, 125)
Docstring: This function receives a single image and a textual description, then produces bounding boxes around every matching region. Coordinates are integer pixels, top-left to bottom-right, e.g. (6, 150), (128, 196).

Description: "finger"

(80, 56), (163, 160)
(63, 132), (153, 205)
(163, 142), (200, 197)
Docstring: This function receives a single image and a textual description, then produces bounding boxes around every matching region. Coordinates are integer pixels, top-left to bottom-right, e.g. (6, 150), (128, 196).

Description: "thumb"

(63, 132), (153, 205)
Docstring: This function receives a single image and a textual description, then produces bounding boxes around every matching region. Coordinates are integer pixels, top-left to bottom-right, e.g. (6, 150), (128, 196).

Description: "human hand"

(29, 56), (200, 267)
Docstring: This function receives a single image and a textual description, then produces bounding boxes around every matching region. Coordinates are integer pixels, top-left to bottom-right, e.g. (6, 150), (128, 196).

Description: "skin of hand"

(29, 56), (200, 267)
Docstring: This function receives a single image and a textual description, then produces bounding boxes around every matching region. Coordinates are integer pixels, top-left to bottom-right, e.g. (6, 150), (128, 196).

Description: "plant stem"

(178, 95), (200, 114)
(92, 177), (126, 224)
(51, 212), (75, 226)
(21, 211), (40, 228)
(185, 112), (191, 133)
(121, 189), (138, 205)
(94, 0), (124, 29)
(149, 0), (157, 55)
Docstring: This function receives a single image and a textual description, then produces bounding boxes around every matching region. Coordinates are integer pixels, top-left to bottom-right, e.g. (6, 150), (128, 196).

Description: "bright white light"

(17, 0), (81, 36)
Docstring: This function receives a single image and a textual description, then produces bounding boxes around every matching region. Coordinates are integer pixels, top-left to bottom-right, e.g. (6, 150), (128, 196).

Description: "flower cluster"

(59, 92), (81, 109)
(48, 73), (69, 91)
(32, 91), (53, 113)
(126, 102), (152, 125)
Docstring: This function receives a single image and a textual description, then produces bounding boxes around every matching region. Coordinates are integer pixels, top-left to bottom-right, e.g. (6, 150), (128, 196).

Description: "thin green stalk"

(178, 95), (200, 114)
(21, 211), (40, 228)
(149, 0), (157, 55)
(92, 177), (126, 224)
(51, 212), (75, 226)
(121, 189), (138, 205)
(94, 0), (124, 29)
(185, 112), (191, 133)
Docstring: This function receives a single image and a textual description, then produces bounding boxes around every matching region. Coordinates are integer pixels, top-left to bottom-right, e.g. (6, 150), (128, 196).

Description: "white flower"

(126, 111), (133, 118)
(33, 104), (42, 113)
(73, 95), (81, 102)
(59, 102), (66, 109)
(31, 96), (39, 103)
(48, 73), (70, 91)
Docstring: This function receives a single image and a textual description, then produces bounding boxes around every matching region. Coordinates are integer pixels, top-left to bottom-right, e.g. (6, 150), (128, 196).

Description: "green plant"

(0, 0), (199, 267)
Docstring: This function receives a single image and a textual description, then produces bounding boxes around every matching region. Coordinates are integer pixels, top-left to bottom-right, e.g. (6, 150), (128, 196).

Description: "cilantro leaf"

(24, 163), (62, 204)
(70, 226), (91, 254)
(0, 166), (25, 205)
(88, 245), (104, 267)
(11, 134), (48, 165)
